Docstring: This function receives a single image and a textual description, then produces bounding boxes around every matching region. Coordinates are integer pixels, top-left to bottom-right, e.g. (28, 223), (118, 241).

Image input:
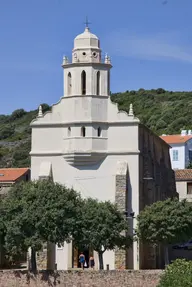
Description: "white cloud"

(104, 30), (192, 64)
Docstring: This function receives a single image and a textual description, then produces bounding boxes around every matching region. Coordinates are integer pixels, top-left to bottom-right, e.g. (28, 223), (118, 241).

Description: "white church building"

(30, 25), (176, 270)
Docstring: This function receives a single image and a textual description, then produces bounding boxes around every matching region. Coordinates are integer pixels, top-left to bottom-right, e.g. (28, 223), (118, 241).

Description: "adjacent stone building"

(30, 25), (176, 270)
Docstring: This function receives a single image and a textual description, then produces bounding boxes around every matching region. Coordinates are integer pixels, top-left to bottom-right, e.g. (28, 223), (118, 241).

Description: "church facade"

(30, 26), (176, 270)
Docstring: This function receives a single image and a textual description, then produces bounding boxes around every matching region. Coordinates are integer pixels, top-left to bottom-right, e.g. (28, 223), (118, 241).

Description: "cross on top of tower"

(84, 16), (91, 29)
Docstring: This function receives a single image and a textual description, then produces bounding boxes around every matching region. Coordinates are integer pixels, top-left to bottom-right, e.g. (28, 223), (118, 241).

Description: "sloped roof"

(0, 168), (29, 182)
(175, 169), (192, 181)
(160, 135), (192, 144)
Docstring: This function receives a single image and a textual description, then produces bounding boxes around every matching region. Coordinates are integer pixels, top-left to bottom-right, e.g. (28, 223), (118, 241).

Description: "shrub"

(0, 125), (15, 140)
(158, 259), (192, 287)
(156, 88), (166, 94)
(10, 109), (26, 120)
(0, 147), (10, 159)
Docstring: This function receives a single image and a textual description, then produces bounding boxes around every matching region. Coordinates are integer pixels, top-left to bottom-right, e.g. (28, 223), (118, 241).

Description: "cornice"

(30, 150), (140, 156)
(62, 62), (112, 69)
(30, 121), (139, 128)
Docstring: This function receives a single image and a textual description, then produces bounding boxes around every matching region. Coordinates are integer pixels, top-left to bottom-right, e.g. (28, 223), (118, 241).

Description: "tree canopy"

(137, 198), (192, 265)
(137, 198), (192, 244)
(2, 180), (82, 270)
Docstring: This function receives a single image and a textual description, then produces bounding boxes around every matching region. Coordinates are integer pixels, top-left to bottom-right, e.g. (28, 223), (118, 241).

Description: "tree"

(40, 103), (51, 113)
(0, 197), (6, 266)
(73, 198), (132, 269)
(156, 88), (166, 94)
(137, 198), (192, 266)
(10, 109), (26, 121)
(0, 124), (15, 140)
(187, 162), (192, 169)
(2, 180), (82, 271)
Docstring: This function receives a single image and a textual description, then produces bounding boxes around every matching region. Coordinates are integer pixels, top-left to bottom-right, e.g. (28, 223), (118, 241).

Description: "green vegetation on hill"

(0, 89), (191, 168)
(111, 88), (192, 135)
(0, 104), (50, 168)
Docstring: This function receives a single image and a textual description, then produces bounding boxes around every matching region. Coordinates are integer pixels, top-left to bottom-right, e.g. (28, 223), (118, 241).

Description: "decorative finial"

(129, 103), (134, 116)
(38, 105), (43, 117)
(105, 53), (111, 64)
(84, 16), (91, 31)
(63, 56), (69, 65)
(105, 53), (108, 63)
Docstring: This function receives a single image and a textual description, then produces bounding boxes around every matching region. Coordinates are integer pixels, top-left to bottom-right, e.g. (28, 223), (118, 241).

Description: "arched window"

(81, 70), (86, 95)
(81, 126), (86, 137)
(107, 71), (110, 95)
(68, 127), (71, 137)
(68, 72), (72, 95)
(96, 71), (100, 95)
(97, 127), (101, 137)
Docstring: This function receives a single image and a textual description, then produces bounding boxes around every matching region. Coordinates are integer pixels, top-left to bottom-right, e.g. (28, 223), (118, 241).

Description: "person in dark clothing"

(89, 256), (95, 269)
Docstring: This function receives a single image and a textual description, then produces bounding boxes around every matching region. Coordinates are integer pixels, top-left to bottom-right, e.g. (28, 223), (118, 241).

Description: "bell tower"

(62, 23), (112, 97)
(60, 23), (113, 166)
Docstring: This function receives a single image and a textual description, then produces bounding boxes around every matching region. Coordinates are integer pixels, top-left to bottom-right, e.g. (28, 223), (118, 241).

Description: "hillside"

(0, 89), (191, 168)
(0, 104), (50, 168)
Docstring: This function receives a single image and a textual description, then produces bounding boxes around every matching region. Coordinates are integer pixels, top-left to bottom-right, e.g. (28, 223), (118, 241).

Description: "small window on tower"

(67, 72), (72, 95)
(81, 70), (86, 95)
(97, 127), (101, 137)
(81, 126), (86, 137)
(96, 71), (100, 95)
(68, 127), (71, 137)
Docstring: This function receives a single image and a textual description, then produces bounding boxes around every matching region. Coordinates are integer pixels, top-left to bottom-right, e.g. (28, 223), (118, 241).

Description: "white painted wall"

(176, 181), (192, 202)
(169, 144), (185, 169)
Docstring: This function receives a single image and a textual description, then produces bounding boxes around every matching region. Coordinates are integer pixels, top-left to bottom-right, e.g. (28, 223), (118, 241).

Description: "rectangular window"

(173, 150), (179, 161)
(187, 183), (192, 194)
(189, 150), (192, 161)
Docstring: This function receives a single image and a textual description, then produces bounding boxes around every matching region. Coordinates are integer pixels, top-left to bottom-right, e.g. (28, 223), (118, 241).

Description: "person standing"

(89, 256), (95, 269)
(79, 252), (85, 269)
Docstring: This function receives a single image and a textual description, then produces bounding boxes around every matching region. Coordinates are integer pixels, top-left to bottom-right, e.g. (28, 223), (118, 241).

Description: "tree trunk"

(164, 245), (169, 267)
(98, 252), (104, 270)
(31, 247), (37, 272)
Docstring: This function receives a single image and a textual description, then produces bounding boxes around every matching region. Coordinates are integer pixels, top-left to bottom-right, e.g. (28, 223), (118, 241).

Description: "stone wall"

(115, 162), (128, 269)
(0, 270), (162, 287)
(138, 124), (177, 269)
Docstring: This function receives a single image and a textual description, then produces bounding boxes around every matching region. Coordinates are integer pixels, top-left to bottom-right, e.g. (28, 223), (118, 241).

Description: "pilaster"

(115, 161), (128, 269)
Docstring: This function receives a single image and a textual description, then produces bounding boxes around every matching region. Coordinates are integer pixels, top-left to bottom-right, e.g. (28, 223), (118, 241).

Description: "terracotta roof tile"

(160, 135), (192, 144)
(175, 169), (192, 181)
(0, 168), (30, 182)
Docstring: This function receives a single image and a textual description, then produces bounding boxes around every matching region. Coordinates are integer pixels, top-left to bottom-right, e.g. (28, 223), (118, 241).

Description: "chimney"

(181, 130), (187, 136)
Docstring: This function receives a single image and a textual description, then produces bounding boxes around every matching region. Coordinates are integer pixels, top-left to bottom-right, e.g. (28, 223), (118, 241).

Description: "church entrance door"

(73, 245), (92, 268)
(78, 247), (89, 268)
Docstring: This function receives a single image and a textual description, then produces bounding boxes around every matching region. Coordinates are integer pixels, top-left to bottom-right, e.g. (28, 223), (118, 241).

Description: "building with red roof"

(0, 167), (30, 194)
(160, 130), (192, 169)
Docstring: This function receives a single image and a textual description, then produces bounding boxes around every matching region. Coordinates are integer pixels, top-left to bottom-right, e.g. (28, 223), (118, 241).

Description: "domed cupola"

(74, 26), (100, 49)
(72, 24), (101, 64)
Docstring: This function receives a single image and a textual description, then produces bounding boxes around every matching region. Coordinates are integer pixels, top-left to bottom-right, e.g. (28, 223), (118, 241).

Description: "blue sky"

(0, 0), (192, 114)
